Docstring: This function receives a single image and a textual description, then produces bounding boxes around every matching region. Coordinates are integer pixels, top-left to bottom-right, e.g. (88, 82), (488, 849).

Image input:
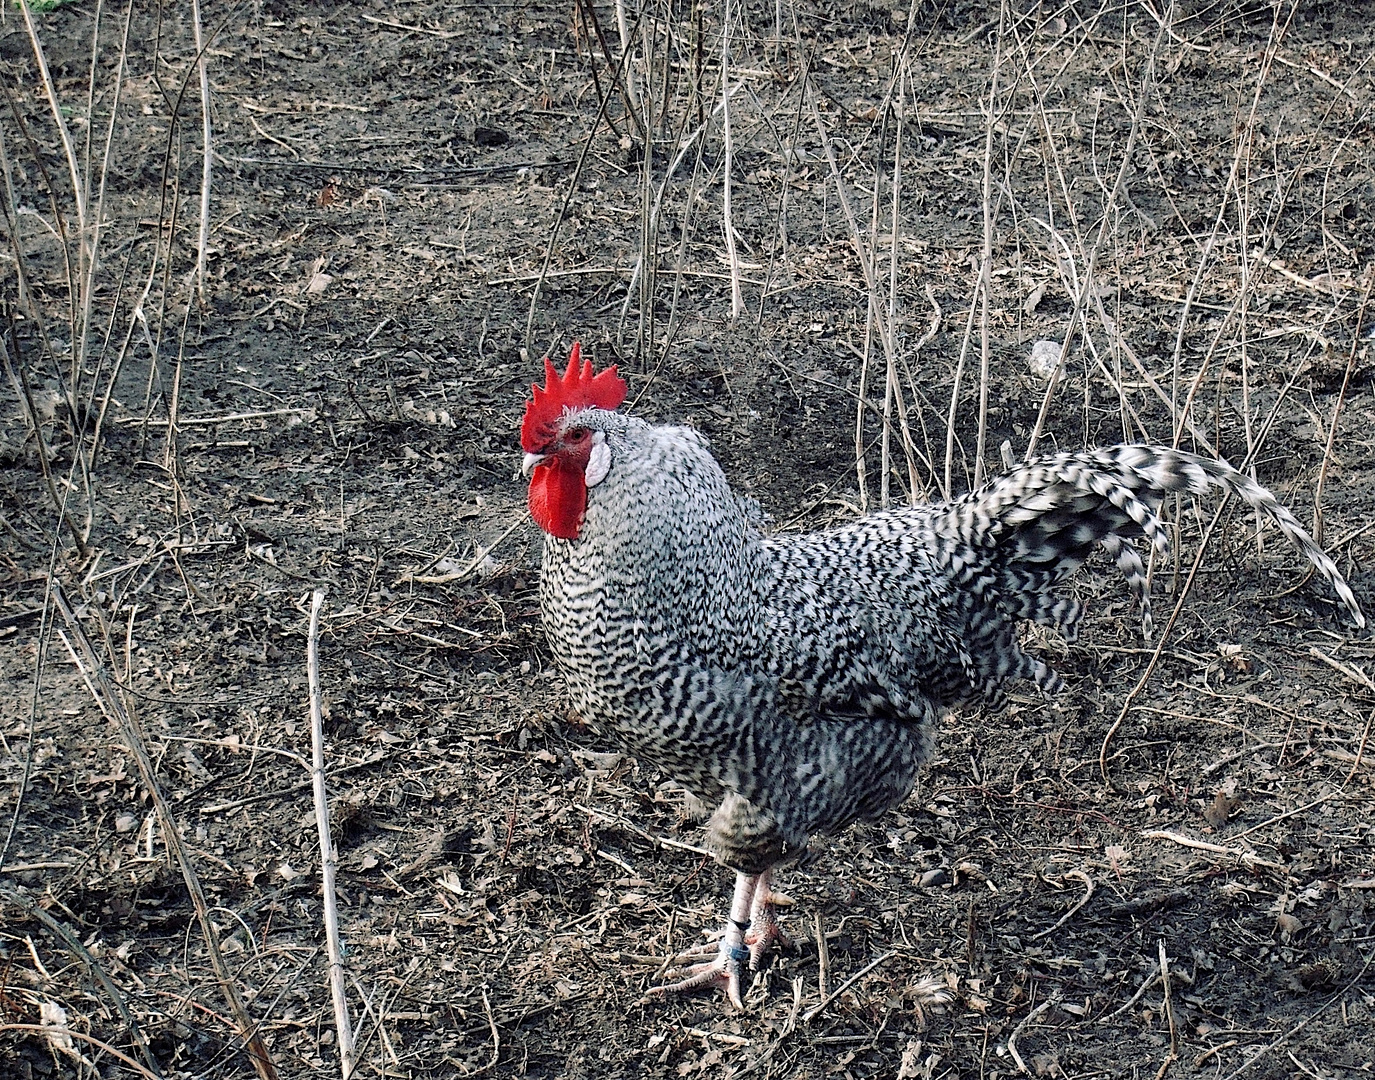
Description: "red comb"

(520, 342), (627, 452)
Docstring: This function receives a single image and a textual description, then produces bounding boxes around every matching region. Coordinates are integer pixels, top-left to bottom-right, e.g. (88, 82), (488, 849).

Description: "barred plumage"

(520, 348), (1364, 1006)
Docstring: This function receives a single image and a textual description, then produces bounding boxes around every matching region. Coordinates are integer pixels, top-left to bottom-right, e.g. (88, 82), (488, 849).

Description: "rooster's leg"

(651, 871), (757, 1009)
(745, 867), (791, 969)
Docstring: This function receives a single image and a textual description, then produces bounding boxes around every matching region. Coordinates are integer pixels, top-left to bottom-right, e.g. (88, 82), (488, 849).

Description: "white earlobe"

(585, 430), (612, 487)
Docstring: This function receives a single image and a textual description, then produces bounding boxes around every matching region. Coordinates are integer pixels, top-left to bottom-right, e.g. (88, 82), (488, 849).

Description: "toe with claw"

(652, 941), (749, 1010)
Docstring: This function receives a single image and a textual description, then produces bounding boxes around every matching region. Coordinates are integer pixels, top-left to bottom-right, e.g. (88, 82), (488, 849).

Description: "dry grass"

(2, 0), (1373, 1077)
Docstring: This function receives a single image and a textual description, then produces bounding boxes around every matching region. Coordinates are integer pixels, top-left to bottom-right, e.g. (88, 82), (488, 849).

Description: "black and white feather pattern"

(538, 416), (1364, 873)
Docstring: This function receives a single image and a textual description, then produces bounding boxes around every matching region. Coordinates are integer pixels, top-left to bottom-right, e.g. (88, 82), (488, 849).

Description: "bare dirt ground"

(2, 0), (1374, 1077)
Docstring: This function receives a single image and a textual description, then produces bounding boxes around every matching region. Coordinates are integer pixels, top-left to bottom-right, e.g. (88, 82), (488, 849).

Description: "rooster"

(519, 343), (1363, 1008)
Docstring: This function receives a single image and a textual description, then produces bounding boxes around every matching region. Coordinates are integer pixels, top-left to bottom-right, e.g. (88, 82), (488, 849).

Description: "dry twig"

(1007, 998), (1054, 1074)
(0, 1024), (161, 1080)
(802, 950), (893, 1024)
(307, 587), (356, 1078)
(1030, 869), (1094, 940)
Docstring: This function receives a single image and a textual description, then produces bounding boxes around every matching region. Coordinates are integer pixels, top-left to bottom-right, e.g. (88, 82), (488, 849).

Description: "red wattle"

(529, 462), (587, 540)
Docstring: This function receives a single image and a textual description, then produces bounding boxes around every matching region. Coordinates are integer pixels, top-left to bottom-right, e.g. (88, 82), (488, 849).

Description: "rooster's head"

(520, 342), (627, 540)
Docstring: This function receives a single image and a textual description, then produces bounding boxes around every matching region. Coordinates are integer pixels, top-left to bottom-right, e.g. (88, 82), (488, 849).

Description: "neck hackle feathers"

(521, 342), (627, 452)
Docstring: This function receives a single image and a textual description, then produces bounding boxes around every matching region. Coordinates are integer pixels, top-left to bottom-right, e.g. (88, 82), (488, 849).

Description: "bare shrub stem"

(307, 588), (356, 1078)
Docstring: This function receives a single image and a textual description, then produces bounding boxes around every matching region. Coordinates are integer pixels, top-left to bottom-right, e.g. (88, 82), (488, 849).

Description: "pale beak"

(521, 452), (547, 477)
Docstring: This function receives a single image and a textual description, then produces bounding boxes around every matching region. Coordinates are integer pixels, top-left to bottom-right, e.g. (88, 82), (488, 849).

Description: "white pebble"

(1028, 339), (1063, 383)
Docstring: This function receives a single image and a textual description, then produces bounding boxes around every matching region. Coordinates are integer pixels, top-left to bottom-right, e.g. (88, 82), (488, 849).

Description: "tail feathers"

(1179, 453), (1364, 629)
(1099, 535), (1152, 638)
(958, 444), (1366, 633)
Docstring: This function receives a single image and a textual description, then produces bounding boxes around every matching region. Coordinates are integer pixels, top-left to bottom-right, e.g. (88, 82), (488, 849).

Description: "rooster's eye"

(566, 428), (589, 442)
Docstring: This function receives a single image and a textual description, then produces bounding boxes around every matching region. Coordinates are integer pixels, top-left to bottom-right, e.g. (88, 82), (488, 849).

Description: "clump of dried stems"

(3, 2), (283, 1077)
